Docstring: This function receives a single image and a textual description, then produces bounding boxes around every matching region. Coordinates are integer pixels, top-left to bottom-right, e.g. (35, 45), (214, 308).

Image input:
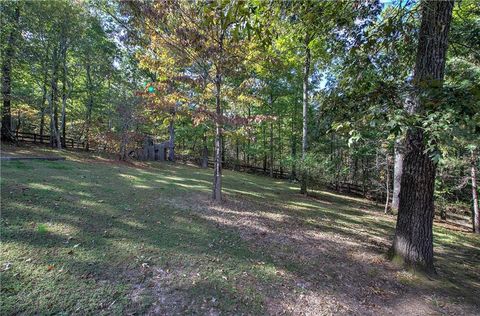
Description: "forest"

(1, 0), (479, 314)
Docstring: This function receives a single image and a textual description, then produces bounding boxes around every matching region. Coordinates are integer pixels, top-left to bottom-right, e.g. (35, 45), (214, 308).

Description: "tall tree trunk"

(84, 62), (93, 151)
(247, 106), (251, 165)
(392, 138), (405, 211)
(236, 139), (240, 170)
(60, 38), (68, 148)
(384, 153), (390, 214)
(48, 46), (61, 149)
(278, 119), (283, 177)
(202, 133), (208, 168)
(39, 75), (48, 143)
(300, 36), (311, 194)
(262, 124), (267, 173)
(291, 113), (297, 180)
(168, 118), (175, 161)
(1, 4), (20, 142)
(269, 93), (274, 177)
(54, 94), (61, 149)
(391, 0), (454, 275)
(221, 135), (225, 167)
(472, 151), (479, 234)
(270, 121), (274, 177)
(119, 121), (129, 161)
(212, 64), (223, 202)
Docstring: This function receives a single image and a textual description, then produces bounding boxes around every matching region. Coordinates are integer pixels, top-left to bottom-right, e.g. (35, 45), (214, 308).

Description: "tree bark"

(84, 61), (93, 151)
(168, 118), (175, 161)
(236, 138), (240, 171)
(270, 121), (274, 177)
(1, 4), (20, 142)
(269, 93), (274, 177)
(60, 35), (69, 148)
(262, 124), (267, 173)
(300, 35), (311, 194)
(472, 151), (479, 234)
(48, 45), (61, 149)
(391, 0), (454, 275)
(39, 75), (48, 143)
(119, 121), (129, 161)
(202, 133), (208, 168)
(212, 63), (223, 202)
(384, 153), (390, 214)
(392, 138), (405, 211)
(278, 119), (283, 177)
(247, 106), (251, 165)
(291, 112), (297, 180)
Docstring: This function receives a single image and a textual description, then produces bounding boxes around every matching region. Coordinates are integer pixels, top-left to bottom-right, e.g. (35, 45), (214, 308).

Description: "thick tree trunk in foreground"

(1, 5), (20, 142)
(392, 139), (404, 211)
(472, 151), (479, 234)
(391, 0), (454, 275)
(300, 37), (310, 194)
(212, 66), (223, 202)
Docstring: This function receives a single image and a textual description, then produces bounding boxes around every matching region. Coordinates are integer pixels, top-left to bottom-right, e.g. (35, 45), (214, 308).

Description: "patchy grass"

(1, 146), (479, 315)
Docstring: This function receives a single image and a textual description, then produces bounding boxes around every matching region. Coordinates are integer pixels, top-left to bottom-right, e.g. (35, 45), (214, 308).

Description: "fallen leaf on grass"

(2, 262), (12, 271)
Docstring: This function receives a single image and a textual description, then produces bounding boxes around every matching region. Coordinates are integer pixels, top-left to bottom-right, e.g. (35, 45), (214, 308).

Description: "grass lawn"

(1, 146), (479, 315)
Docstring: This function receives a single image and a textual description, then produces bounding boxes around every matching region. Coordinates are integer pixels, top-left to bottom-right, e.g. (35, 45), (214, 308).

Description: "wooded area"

(1, 0), (479, 314)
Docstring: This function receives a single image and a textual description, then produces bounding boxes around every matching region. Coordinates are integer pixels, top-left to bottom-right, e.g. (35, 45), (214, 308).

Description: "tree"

(1, 2), (20, 142)
(390, 0), (454, 274)
(471, 150), (479, 233)
(128, 1), (254, 202)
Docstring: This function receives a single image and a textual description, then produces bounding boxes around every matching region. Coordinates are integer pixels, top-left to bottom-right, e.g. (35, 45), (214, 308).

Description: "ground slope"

(1, 147), (479, 315)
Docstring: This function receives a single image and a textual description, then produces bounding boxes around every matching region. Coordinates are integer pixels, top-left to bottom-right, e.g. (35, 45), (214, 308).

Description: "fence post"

(34, 134), (36, 143)
(71, 139), (74, 148)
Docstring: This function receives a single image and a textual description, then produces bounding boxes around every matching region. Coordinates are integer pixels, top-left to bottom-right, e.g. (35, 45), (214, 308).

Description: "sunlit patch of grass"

(28, 182), (67, 193)
(395, 270), (421, 286)
(37, 223), (48, 234)
(1, 150), (479, 314)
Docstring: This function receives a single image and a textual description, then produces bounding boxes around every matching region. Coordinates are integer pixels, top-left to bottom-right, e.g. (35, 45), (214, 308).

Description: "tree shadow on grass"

(2, 159), (479, 315)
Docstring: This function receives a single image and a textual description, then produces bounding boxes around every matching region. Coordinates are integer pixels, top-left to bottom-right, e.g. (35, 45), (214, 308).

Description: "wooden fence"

(176, 154), (289, 179)
(11, 134), (390, 202)
(180, 154), (390, 202)
(13, 131), (85, 149)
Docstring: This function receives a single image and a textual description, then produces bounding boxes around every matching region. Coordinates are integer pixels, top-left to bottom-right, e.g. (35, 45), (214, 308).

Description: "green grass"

(1, 150), (479, 314)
